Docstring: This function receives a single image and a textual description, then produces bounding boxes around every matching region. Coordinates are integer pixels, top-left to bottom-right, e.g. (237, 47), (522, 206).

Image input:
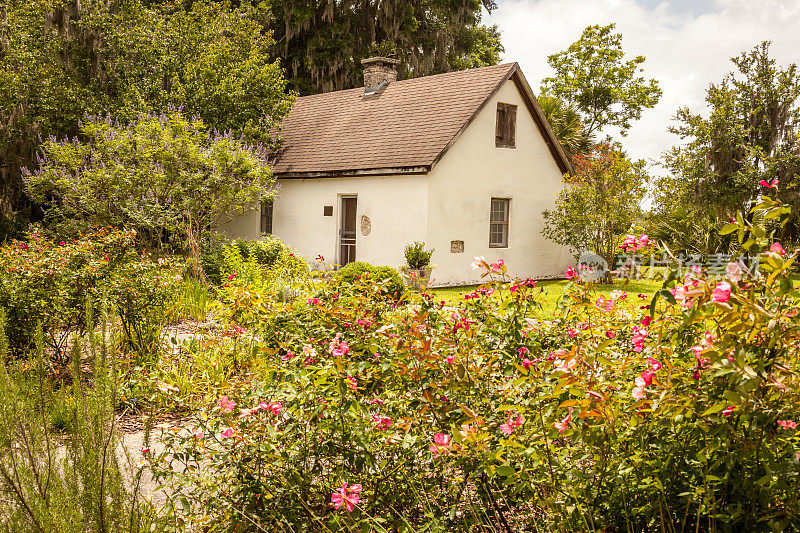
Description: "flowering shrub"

(0, 229), (180, 363)
(149, 196), (800, 531)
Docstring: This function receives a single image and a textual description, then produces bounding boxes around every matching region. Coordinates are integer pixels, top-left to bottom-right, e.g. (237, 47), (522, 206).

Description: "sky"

(484, 0), (800, 173)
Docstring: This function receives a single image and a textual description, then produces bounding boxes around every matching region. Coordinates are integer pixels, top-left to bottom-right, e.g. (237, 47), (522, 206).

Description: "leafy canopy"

(658, 42), (800, 233)
(541, 24), (661, 138)
(542, 143), (648, 267)
(24, 113), (274, 249)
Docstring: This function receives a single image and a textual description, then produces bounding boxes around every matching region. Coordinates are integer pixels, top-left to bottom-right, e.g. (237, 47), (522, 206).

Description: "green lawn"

(430, 278), (663, 319)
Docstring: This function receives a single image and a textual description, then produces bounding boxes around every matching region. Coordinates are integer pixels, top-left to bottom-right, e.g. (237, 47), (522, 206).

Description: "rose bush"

(147, 198), (799, 531)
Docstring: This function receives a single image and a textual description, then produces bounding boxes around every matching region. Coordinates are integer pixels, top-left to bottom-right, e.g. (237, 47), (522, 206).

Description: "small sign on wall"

(451, 240), (464, 253)
(323, 205), (333, 216)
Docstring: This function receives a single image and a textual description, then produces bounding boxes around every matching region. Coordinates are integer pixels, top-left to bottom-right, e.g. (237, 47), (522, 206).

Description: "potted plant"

(402, 241), (435, 289)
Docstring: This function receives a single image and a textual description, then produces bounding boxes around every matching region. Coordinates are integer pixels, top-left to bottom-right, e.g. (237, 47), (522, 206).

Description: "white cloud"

(486, 0), (800, 171)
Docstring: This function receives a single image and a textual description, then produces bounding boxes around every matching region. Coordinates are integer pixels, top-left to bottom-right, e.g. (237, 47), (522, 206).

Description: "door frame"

(338, 194), (358, 266)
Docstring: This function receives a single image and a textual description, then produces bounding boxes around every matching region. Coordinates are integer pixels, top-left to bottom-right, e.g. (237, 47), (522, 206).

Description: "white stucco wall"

(253, 175), (429, 267)
(424, 79), (571, 286)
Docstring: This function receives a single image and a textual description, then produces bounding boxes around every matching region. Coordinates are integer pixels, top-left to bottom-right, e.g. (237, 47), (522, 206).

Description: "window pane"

(261, 200), (273, 235)
(489, 198), (509, 247)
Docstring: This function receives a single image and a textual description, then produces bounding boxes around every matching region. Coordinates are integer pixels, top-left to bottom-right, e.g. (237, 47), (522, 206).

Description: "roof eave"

(274, 165), (431, 179)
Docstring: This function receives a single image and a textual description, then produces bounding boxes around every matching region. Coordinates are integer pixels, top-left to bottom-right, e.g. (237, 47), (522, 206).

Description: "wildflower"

(307, 297), (321, 305)
(564, 266), (577, 279)
(520, 358), (536, 370)
(647, 357), (662, 371)
(331, 482), (362, 512)
(517, 347), (530, 357)
(217, 396), (236, 412)
(770, 242), (786, 256)
(712, 281), (731, 303)
(219, 428), (234, 439)
(489, 259), (504, 272)
(567, 328), (578, 338)
(445, 355), (456, 364)
(722, 406), (736, 418)
(778, 420), (797, 430)
(471, 256), (486, 270)
(554, 408), (573, 434)
(372, 416), (392, 430)
(316, 254), (325, 262)
(500, 412), (525, 435)
(193, 428), (205, 440)
(758, 178), (779, 188)
(726, 261), (742, 282)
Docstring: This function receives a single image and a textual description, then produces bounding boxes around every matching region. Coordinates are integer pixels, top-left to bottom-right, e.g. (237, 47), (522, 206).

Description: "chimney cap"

(361, 56), (401, 67)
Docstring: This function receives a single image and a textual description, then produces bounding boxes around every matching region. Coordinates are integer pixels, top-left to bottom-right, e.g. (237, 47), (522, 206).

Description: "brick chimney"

(361, 57), (400, 94)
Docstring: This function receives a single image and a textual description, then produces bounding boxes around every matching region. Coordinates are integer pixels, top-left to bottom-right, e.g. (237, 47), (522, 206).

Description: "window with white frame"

(489, 198), (510, 248)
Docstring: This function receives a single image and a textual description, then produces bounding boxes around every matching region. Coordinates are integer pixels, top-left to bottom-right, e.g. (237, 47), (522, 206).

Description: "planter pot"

(406, 268), (432, 290)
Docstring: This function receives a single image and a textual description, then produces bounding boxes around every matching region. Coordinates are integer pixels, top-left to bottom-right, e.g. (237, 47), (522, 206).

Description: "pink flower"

(307, 297), (321, 305)
(605, 330), (616, 339)
(329, 335), (350, 357)
(770, 242), (786, 256)
(712, 281), (731, 303)
(489, 259), (505, 272)
(372, 416), (392, 430)
(632, 385), (646, 400)
(368, 398), (384, 405)
(639, 369), (655, 386)
(517, 347), (530, 357)
(193, 428), (205, 440)
(778, 420), (797, 430)
(631, 327), (647, 353)
(445, 355), (455, 364)
(759, 178), (779, 188)
(567, 328), (578, 338)
(471, 256), (486, 270)
(564, 266), (577, 279)
(429, 433), (451, 455)
(219, 427), (234, 439)
(346, 375), (357, 390)
(641, 316), (652, 327)
(726, 261), (742, 282)
(553, 408), (573, 434)
(520, 358), (535, 370)
(316, 254), (325, 262)
(500, 412), (525, 435)
(217, 396), (236, 412)
(647, 357), (661, 371)
(140, 447), (151, 454)
(722, 406), (736, 418)
(331, 482), (362, 512)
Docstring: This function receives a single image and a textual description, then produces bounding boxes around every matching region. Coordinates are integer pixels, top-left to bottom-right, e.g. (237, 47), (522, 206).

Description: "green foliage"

(659, 41), (800, 240)
(0, 229), (180, 364)
(0, 0), (293, 239)
(538, 93), (594, 157)
(404, 241), (434, 269)
(269, 0), (502, 94)
(541, 23), (661, 137)
(0, 228), (135, 360)
(334, 261), (406, 300)
(0, 313), (160, 532)
(542, 143), (649, 266)
(23, 113), (274, 249)
(149, 198), (800, 529)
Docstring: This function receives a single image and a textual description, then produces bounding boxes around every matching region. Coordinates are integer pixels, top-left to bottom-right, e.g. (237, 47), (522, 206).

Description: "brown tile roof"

(271, 63), (570, 177)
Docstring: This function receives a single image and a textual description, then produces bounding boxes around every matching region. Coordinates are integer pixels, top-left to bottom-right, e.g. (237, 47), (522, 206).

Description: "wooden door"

(339, 196), (357, 265)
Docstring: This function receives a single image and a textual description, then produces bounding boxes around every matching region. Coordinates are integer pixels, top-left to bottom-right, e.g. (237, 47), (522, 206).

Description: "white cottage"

(221, 58), (573, 286)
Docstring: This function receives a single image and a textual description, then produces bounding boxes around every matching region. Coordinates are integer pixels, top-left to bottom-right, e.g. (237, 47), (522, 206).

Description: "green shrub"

(334, 261), (405, 299)
(0, 228), (136, 361)
(404, 241), (434, 269)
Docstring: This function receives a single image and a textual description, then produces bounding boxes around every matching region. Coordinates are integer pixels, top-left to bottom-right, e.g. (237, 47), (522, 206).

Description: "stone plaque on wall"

(360, 215), (371, 236)
(450, 240), (464, 253)
(323, 205), (333, 216)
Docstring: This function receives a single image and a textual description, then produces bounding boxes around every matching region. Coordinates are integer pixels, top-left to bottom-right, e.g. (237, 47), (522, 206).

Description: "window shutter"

(495, 103), (517, 148)
(507, 106), (516, 147)
(495, 106), (505, 145)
